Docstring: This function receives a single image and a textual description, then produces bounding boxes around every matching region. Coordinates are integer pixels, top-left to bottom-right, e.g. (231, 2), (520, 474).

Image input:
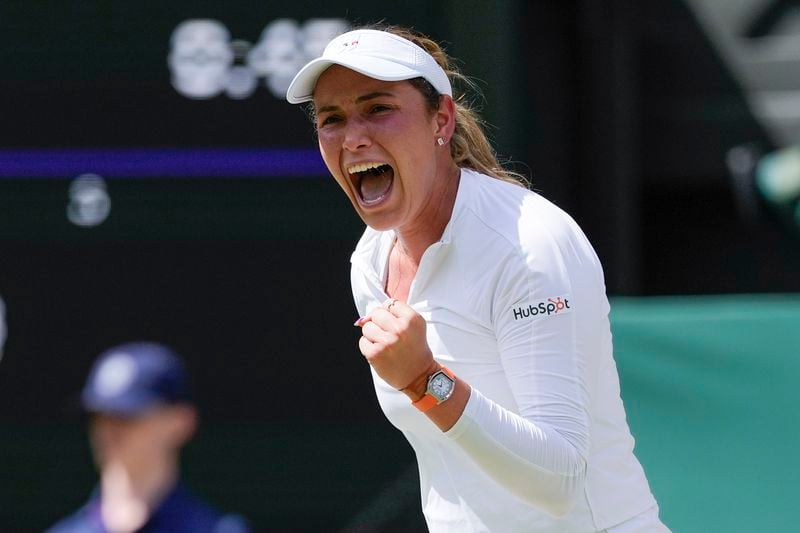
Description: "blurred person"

(286, 25), (669, 532)
(46, 342), (248, 533)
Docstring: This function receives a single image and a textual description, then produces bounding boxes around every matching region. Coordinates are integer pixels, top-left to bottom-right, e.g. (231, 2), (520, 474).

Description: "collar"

(351, 167), (476, 278)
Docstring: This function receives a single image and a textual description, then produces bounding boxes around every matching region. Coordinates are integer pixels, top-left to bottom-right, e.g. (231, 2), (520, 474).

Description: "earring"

(437, 137), (445, 146)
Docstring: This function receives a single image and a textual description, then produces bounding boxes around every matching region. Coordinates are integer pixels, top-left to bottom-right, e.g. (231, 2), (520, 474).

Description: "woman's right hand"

(356, 299), (438, 395)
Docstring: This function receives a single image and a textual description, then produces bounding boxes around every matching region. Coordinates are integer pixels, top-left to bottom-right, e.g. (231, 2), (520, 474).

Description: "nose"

(342, 116), (371, 152)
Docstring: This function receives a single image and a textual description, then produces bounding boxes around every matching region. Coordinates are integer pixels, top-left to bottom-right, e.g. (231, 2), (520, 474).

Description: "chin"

(359, 211), (399, 233)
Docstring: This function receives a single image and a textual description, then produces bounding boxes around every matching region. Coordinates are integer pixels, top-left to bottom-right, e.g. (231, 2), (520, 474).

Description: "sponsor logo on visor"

(340, 37), (360, 51)
(512, 296), (571, 320)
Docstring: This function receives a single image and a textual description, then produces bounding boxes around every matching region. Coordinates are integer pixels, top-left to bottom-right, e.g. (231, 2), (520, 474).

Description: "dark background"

(1, 0), (798, 531)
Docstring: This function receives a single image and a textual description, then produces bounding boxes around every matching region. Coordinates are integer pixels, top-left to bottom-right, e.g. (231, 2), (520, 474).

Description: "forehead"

(91, 408), (169, 428)
(312, 65), (416, 107)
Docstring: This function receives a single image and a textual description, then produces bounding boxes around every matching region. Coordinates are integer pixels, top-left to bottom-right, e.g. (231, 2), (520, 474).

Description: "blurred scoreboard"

(0, 1), (444, 238)
(1, 6), (352, 241)
(0, 1), (445, 421)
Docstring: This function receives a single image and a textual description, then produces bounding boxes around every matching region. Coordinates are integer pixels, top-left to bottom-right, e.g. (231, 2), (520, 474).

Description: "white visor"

(286, 29), (452, 104)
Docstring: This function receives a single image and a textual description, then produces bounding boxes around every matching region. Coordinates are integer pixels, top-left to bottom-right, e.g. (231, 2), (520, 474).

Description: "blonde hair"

(365, 24), (528, 188)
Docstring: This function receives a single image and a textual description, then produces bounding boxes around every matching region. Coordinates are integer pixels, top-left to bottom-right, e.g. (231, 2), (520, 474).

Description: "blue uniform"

(46, 482), (248, 533)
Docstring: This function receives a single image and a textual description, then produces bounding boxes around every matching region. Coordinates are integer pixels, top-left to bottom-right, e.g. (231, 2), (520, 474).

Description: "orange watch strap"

(412, 366), (455, 413)
(438, 365), (455, 380)
(412, 393), (439, 412)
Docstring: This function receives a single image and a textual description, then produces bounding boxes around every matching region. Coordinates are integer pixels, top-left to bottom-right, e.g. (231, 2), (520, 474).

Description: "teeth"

(347, 162), (387, 174)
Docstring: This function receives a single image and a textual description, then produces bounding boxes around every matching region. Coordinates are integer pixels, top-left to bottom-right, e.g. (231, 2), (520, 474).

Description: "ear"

(432, 94), (457, 142)
(169, 404), (198, 447)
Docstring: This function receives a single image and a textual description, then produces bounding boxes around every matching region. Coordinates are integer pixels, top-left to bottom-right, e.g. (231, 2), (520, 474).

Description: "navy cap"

(81, 342), (192, 416)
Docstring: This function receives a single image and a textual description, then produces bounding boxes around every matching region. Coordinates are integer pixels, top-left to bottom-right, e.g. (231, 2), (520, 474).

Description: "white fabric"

(350, 169), (661, 532)
(604, 505), (671, 533)
(286, 29), (452, 104)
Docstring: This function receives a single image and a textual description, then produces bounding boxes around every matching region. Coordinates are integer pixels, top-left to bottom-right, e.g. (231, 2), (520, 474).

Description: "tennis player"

(46, 342), (248, 533)
(287, 25), (669, 532)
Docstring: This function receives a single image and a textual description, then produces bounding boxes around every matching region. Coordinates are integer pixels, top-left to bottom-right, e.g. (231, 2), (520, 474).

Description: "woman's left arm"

(441, 221), (596, 516)
(445, 245), (590, 515)
(443, 306), (588, 517)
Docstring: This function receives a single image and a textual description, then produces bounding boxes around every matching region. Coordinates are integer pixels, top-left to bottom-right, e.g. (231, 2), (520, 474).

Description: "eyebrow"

(316, 91), (396, 115)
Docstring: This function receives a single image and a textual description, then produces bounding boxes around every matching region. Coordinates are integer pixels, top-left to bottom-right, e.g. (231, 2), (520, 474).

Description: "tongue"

(360, 169), (393, 203)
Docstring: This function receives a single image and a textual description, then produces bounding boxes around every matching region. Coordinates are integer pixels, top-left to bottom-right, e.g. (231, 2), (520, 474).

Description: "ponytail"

(366, 24), (528, 188)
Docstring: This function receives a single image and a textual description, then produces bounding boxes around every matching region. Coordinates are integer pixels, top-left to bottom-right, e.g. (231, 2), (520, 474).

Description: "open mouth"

(347, 162), (394, 206)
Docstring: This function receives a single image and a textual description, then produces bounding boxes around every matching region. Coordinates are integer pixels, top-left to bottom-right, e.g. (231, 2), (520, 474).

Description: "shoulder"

(457, 169), (595, 267)
(456, 170), (605, 314)
(181, 497), (249, 533)
(45, 506), (99, 533)
(211, 513), (251, 533)
(159, 486), (250, 533)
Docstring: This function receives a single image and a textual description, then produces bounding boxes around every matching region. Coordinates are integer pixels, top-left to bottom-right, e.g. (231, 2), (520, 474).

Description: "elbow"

(543, 472), (587, 517)
(544, 436), (588, 516)
(549, 465), (587, 517)
(545, 483), (583, 518)
(521, 455), (587, 518)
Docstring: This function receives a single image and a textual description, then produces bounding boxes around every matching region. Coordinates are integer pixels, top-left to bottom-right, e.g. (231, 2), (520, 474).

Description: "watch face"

(429, 372), (454, 401)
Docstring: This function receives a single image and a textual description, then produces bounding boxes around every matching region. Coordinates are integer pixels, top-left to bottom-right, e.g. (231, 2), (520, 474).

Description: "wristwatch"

(412, 366), (456, 412)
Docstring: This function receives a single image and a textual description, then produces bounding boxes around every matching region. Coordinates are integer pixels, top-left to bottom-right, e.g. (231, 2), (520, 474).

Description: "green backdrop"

(611, 293), (800, 532)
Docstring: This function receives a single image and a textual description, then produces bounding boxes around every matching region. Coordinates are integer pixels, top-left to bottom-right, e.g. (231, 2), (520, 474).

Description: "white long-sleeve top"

(350, 169), (657, 532)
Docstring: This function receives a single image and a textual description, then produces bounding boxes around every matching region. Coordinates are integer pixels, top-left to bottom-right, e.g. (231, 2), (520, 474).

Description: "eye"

(318, 114), (342, 128)
(369, 104), (393, 114)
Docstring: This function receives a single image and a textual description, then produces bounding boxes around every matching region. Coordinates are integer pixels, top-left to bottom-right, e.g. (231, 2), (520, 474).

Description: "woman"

(287, 25), (669, 532)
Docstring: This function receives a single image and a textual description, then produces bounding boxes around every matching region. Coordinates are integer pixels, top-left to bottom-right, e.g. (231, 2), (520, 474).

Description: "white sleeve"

(444, 231), (591, 517)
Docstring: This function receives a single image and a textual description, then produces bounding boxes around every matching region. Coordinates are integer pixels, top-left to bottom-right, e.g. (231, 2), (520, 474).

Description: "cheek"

(89, 426), (112, 454)
(318, 132), (340, 166)
(147, 419), (176, 446)
(392, 136), (436, 179)
(317, 135), (354, 196)
(378, 116), (434, 158)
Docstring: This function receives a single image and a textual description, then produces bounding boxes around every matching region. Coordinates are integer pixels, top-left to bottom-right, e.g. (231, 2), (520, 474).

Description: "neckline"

(377, 168), (471, 294)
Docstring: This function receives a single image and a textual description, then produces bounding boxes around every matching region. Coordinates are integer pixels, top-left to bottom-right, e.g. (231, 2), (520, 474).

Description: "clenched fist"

(355, 299), (439, 394)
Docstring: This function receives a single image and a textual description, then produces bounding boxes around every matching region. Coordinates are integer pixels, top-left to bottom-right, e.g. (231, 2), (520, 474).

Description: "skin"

(313, 66), (471, 431)
(89, 405), (197, 532)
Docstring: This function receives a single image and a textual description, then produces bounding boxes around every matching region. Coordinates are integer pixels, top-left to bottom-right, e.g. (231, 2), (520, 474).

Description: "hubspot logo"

(512, 296), (571, 320)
